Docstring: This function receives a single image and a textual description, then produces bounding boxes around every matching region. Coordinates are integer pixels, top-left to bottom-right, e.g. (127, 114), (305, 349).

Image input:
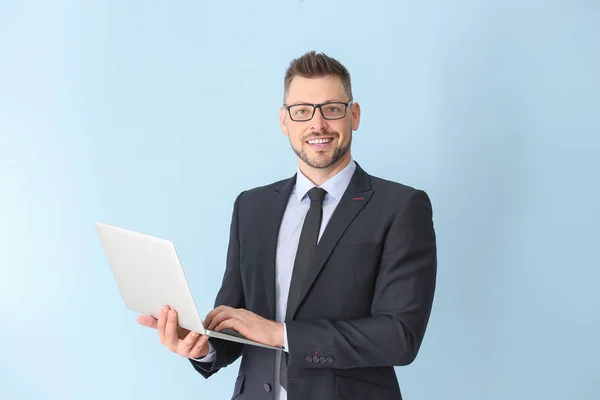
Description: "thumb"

(190, 335), (210, 358)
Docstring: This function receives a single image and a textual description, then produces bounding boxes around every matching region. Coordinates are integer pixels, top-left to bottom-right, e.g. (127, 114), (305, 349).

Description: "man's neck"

(298, 155), (352, 186)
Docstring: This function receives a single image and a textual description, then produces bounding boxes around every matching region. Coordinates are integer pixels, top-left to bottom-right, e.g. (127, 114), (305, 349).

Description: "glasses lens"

(321, 103), (346, 119)
(289, 105), (314, 121)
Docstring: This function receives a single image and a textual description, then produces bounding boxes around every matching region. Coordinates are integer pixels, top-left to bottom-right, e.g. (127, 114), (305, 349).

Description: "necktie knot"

(308, 187), (326, 204)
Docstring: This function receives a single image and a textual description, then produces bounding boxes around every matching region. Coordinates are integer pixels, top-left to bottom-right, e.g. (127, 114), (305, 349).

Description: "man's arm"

(285, 189), (437, 370)
(189, 191), (247, 377)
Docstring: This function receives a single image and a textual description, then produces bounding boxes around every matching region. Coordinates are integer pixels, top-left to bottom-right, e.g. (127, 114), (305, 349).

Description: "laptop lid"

(95, 222), (206, 334)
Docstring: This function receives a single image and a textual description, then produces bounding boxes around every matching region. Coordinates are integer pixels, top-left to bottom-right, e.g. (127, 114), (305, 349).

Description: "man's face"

(280, 75), (360, 170)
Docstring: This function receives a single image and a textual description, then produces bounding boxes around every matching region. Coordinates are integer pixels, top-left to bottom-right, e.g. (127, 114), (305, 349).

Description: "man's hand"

(137, 305), (210, 359)
(204, 306), (284, 348)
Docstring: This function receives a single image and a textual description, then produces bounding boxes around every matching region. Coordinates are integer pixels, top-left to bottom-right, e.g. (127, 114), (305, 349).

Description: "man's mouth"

(306, 137), (334, 145)
(306, 137), (334, 151)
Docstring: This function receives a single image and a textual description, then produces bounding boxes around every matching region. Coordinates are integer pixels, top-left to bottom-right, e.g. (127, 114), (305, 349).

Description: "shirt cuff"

(191, 340), (216, 363)
(283, 322), (289, 352)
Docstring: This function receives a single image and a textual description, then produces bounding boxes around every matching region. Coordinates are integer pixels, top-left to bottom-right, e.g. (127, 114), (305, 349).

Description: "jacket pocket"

(336, 375), (398, 400)
(231, 375), (245, 399)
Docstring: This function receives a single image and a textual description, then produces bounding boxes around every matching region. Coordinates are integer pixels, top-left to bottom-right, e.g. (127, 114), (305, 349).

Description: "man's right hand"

(137, 304), (210, 359)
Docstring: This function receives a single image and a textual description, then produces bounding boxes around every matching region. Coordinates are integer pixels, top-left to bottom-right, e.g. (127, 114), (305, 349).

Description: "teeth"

(308, 138), (333, 144)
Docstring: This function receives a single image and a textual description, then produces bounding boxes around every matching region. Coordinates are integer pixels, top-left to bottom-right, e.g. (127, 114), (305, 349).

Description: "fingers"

(204, 305), (230, 328)
(207, 310), (230, 330)
(157, 305), (170, 345)
(164, 309), (179, 351)
(143, 304), (209, 359)
(189, 335), (209, 359)
(214, 317), (245, 335)
(178, 331), (210, 359)
(137, 315), (158, 329)
(178, 330), (201, 357)
(207, 307), (244, 330)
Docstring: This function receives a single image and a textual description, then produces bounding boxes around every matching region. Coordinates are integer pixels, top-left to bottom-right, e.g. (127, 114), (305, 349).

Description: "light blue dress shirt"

(196, 159), (356, 400)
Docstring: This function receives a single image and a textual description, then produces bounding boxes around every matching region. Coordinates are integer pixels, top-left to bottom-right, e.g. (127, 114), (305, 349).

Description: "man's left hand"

(204, 306), (284, 348)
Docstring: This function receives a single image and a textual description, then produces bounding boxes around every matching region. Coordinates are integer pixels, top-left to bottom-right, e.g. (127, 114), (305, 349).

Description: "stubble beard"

(290, 135), (352, 169)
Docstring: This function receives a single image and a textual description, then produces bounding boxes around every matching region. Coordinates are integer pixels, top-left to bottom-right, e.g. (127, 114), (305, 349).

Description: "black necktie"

(280, 186), (327, 391)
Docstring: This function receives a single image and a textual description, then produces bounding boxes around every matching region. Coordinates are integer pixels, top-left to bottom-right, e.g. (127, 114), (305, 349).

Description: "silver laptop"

(95, 221), (283, 351)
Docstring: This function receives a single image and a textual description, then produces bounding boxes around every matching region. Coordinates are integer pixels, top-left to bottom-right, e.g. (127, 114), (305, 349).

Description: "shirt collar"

(295, 158), (356, 203)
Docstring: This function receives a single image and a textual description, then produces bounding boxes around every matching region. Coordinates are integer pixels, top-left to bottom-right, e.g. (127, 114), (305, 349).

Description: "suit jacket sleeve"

(190, 191), (246, 378)
(285, 189), (437, 370)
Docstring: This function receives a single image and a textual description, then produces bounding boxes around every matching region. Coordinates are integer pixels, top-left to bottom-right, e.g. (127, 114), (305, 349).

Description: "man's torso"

(231, 162), (419, 399)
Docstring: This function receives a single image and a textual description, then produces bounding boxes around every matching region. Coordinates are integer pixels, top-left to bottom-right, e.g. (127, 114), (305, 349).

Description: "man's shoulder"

(368, 172), (424, 197)
(234, 176), (293, 203)
(365, 171), (433, 212)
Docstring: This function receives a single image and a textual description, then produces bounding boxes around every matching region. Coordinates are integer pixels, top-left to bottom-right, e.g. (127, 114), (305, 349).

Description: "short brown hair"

(283, 51), (353, 102)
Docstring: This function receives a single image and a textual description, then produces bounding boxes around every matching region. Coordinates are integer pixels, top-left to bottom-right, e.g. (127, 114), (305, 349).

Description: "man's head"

(280, 51), (360, 172)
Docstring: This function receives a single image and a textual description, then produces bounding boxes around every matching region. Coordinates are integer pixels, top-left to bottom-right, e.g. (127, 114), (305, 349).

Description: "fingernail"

(162, 306), (168, 313)
(169, 310), (176, 318)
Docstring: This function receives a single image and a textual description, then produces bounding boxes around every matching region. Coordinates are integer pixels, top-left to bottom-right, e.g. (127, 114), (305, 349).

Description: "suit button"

(327, 356), (334, 363)
(319, 356), (326, 363)
(312, 356), (319, 363)
(264, 383), (271, 392)
(305, 356), (312, 362)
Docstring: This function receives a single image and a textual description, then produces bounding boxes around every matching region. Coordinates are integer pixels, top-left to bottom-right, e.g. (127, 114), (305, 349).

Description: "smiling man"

(138, 51), (437, 400)
(282, 73), (356, 175)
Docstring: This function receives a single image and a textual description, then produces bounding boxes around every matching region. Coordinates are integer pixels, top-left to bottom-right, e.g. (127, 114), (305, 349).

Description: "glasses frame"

(283, 100), (353, 122)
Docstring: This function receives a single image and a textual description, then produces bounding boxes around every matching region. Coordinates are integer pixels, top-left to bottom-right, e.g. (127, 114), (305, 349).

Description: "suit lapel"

(261, 176), (296, 318)
(287, 164), (373, 319)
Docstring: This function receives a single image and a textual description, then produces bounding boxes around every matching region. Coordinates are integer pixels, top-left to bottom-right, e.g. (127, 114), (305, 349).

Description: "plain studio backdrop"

(1, 1), (598, 399)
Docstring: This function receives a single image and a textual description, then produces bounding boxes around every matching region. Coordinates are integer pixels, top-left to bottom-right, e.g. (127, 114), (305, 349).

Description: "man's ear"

(280, 107), (289, 136)
(351, 102), (361, 131)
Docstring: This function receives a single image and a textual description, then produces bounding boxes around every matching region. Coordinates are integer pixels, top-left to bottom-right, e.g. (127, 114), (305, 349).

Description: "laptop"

(95, 221), (283, 351)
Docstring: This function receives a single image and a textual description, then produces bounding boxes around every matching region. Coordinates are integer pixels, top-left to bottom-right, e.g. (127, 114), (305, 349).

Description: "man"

(138, 51), (437, 399)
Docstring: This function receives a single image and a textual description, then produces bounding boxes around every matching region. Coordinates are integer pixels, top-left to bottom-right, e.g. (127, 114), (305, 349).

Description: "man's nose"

(309, 107), (328, 131)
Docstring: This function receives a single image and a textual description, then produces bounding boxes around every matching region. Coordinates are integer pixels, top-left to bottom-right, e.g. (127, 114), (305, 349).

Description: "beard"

(289, 132), (352, 169)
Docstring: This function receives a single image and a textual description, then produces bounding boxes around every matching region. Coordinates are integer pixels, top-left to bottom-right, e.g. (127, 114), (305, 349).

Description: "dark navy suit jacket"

(190, 163), (437, 400)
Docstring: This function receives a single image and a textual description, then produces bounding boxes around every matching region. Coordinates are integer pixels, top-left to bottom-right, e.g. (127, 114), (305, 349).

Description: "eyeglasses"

(283, 101), (353, 122)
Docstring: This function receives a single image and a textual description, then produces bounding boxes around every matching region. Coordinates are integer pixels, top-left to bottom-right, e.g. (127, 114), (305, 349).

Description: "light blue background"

(1, 1), (599, 399)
